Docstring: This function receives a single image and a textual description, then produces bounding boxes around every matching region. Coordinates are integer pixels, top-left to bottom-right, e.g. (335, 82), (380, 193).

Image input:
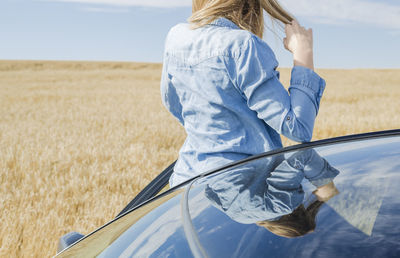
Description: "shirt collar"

(209, 17), (240, 30)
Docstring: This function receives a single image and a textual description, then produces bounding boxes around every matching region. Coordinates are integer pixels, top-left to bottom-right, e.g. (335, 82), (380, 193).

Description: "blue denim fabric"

(204, 149), (339, 224)
(160, 18), (326, 187)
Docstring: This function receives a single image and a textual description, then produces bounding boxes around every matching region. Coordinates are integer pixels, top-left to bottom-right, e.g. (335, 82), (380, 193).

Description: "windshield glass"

(61, 135), (400, 258)
(185, 135), (400, 257)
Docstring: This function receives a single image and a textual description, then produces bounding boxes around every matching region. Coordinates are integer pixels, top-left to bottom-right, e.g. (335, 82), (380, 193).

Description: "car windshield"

(60, 134), (400, 258)
(183, 135), (400, 257)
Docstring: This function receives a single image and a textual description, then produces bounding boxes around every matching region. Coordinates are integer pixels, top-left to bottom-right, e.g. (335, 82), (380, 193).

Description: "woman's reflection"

(204, 149), (340, 238)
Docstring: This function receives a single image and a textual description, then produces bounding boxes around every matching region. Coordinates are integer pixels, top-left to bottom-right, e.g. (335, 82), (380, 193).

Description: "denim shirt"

(160, 17), (326, 187)
(204, 149), (340, 224)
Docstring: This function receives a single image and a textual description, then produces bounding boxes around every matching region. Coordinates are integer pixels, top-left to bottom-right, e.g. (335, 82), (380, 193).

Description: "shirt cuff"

(305, 162), (340, 188)
(289, 66), (326, 109)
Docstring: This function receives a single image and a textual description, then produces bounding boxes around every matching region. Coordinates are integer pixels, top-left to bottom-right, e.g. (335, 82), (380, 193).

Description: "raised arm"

(228, 33), (325, 143)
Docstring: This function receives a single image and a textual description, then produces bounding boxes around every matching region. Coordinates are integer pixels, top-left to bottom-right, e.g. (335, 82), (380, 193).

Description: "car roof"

(57, 129), (400, 257)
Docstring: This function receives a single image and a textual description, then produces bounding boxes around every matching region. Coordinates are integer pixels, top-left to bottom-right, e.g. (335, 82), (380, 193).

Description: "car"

(56, 129), (400, 257)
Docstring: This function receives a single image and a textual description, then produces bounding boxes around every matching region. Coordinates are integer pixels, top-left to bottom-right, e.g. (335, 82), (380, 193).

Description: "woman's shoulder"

(164, 22), (276, 64)
(164, 23), (194, 52)
(168, 22), (190, 35)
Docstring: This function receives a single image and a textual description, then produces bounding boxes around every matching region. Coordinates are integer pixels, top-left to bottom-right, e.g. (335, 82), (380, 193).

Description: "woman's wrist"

(293, 50), (314, 71)
(313, 181), (339, 202)
(294, 60), (314, 71)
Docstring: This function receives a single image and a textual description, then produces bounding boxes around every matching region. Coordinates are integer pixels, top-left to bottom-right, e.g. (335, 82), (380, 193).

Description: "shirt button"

(286, 116), (291, 121)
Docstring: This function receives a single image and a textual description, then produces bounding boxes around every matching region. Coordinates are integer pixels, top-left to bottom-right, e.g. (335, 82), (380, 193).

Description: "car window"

(184, 136), (400, 258)
(58, 134), (400, 258)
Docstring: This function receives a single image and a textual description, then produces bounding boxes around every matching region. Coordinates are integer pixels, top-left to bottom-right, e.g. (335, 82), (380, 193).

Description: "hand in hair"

(313, 181), (339, 202)
(283, 20), (314, 71)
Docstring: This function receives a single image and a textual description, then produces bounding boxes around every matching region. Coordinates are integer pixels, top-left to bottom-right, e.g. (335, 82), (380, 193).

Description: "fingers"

(289, 20), (312, 34)
(283, 37), (288, 49)
(291, 19), (300, 28)
(285, 23), (291, 35)
(307, 28), (313, 40)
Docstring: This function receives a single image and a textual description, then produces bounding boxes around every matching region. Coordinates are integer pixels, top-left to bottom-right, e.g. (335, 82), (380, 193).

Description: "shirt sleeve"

(284, 149), (340, 187)
(228, 36), (326, 143)
(204, 159), (305, 223)
(160, 59), (184, 125)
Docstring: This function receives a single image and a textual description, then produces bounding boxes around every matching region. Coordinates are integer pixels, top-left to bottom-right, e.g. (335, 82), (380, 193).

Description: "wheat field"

(0, 60), (399, 257)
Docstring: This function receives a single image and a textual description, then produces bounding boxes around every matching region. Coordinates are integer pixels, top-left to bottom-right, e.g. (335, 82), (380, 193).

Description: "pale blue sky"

(1, 0), (399, 68)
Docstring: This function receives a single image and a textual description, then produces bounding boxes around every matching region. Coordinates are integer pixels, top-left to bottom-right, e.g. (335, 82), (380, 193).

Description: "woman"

(161, 0), (326, 187)
(204, 148), (339, 237)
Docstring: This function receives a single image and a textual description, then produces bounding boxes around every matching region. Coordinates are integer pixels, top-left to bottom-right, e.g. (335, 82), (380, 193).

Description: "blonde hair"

(256, 201), (324, 238)
(190, 0), (294, 38)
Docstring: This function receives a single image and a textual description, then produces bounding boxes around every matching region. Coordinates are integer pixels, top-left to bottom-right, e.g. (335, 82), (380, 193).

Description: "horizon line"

(0, 59), (399, 70)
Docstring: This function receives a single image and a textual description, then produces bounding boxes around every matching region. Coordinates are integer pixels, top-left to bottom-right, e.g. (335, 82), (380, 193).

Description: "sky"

(1, 0), (399, 68)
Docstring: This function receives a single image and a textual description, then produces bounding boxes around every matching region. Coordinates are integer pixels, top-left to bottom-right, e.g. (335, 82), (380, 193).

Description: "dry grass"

(0, 60), (399, 257)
